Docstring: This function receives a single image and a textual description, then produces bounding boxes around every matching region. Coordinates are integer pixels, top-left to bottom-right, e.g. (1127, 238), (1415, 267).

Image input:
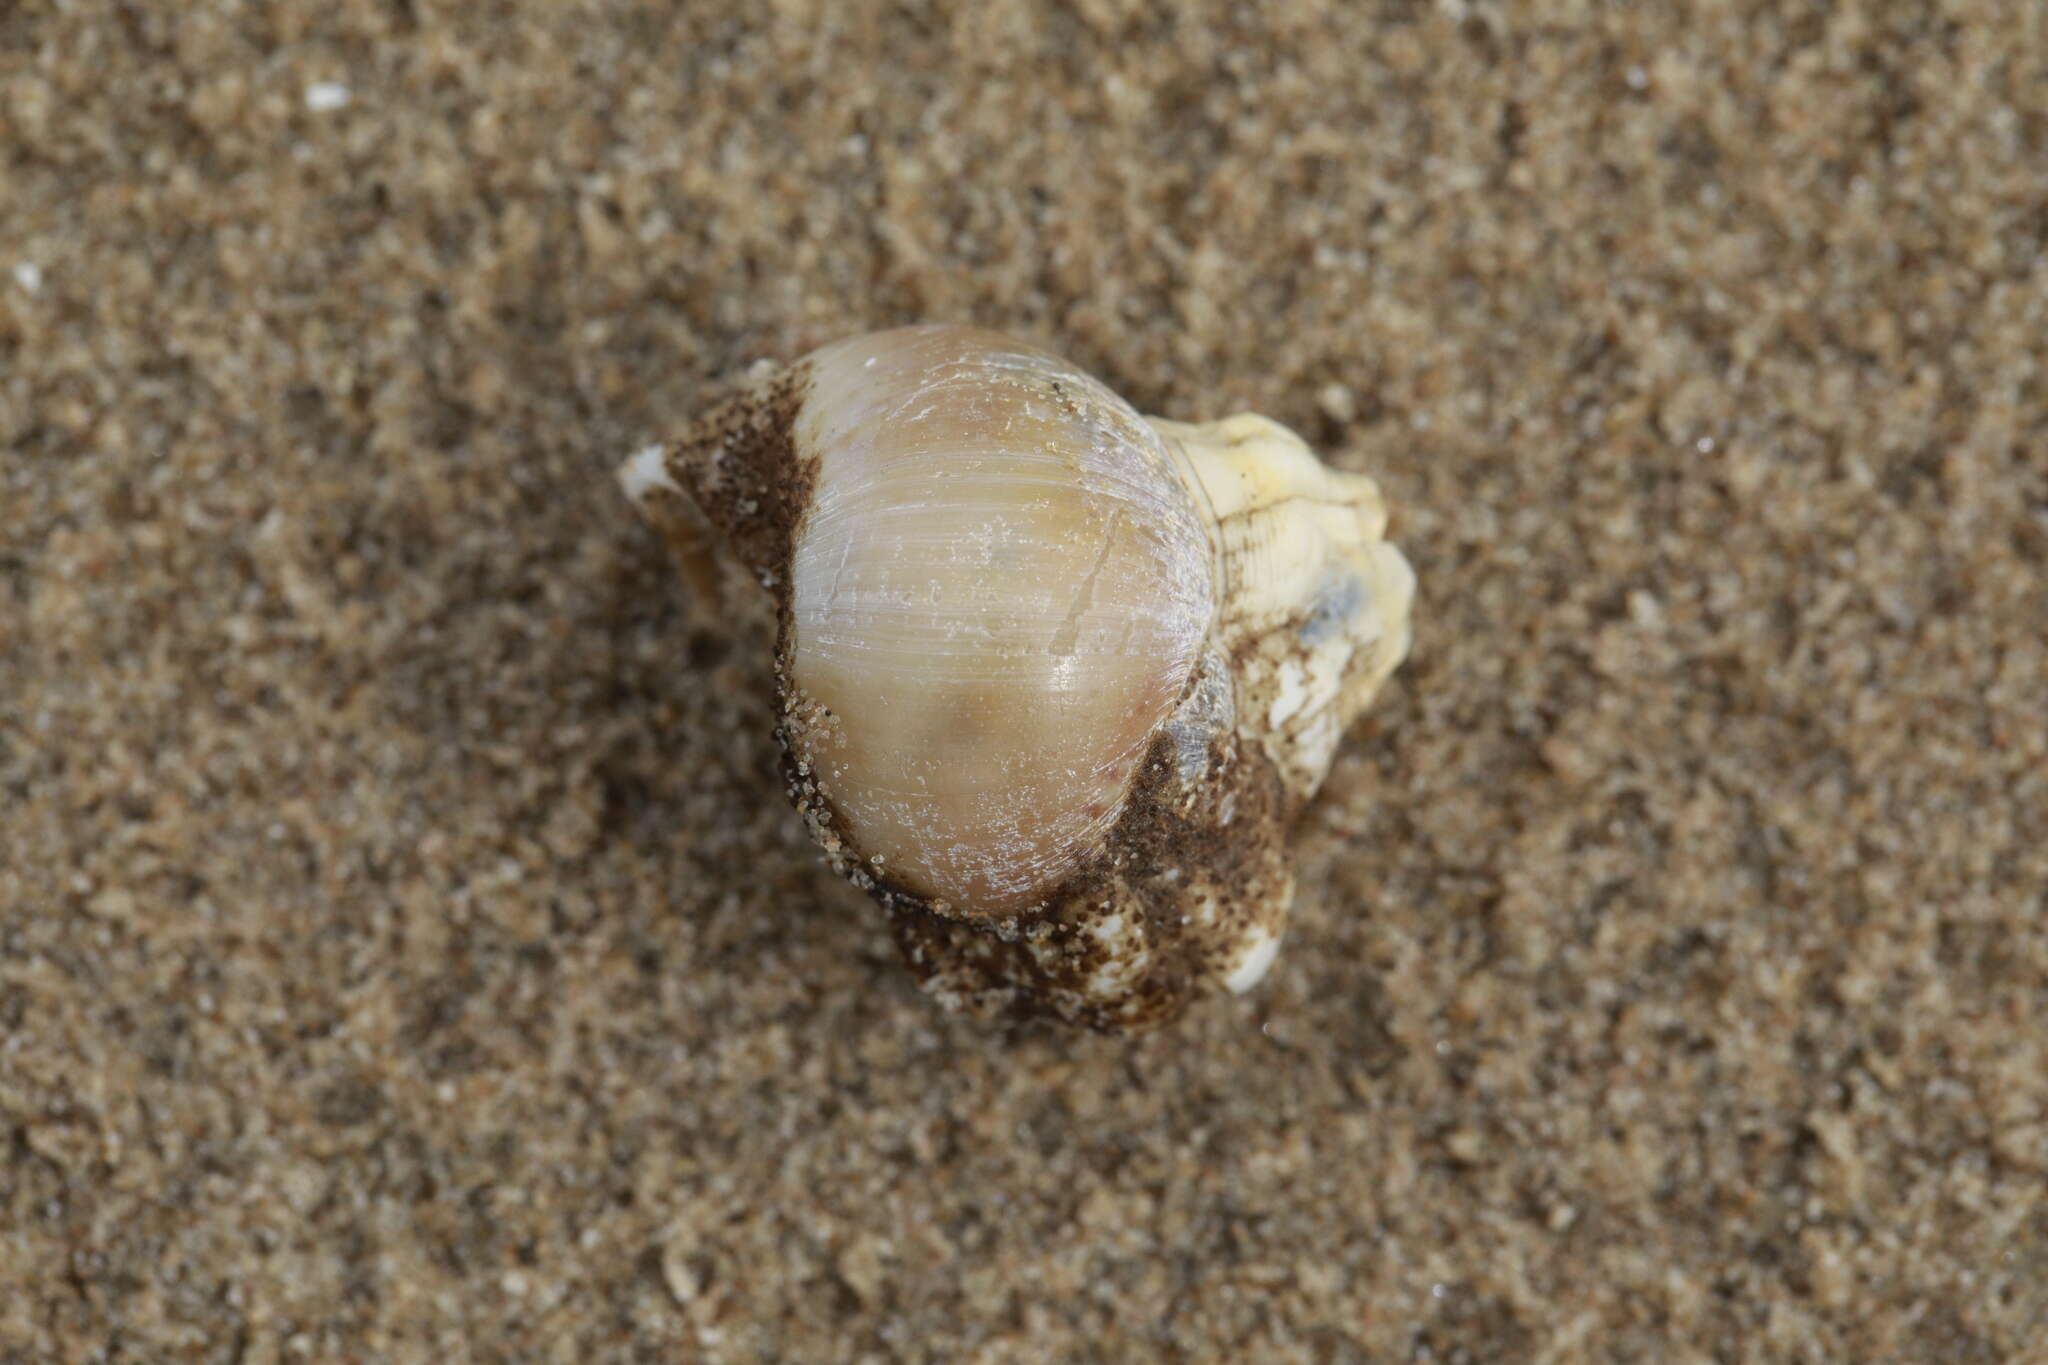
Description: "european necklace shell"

(622, 325), (1414, 1030)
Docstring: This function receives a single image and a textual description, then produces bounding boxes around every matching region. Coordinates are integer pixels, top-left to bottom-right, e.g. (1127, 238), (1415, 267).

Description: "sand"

(4, 3), (2045, 1360)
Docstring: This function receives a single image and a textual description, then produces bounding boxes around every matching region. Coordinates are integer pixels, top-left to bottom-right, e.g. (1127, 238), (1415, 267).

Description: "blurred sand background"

(5, 2), (2046, 1361)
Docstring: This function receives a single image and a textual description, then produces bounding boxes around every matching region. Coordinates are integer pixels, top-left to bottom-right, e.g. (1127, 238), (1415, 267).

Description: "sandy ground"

(4, 3), (2046, 1361)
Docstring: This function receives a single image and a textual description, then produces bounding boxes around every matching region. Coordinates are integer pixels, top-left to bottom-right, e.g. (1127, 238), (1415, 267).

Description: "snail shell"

(622, 325), (1413, 1030)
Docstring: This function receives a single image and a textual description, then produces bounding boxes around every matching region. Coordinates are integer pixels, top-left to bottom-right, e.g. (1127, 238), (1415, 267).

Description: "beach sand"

(4, 3), (2044, 1359)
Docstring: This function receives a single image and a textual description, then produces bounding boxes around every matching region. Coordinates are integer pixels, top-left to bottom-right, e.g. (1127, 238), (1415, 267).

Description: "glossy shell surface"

(787, 329), (1216, 915)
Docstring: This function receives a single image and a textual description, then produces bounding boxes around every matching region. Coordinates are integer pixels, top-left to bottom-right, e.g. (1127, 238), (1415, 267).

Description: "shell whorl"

(784, 326), (1217, 917)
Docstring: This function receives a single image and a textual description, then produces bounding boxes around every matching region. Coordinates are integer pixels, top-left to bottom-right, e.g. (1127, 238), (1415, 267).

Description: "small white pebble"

(618, 443), (679, 504)
(12, 262), (41, 294)
(304, 81), (352, 113)
(1625, 66), (1648, 91)
(1221, 925), (1280, 994)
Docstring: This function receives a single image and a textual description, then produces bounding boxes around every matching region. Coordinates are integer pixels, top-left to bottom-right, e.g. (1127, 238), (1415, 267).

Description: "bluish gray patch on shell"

(1298, 568), (1366, 646)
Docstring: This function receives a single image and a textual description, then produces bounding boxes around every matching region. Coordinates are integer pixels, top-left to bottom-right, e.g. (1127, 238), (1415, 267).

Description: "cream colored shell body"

(787, 329), (1216, 916)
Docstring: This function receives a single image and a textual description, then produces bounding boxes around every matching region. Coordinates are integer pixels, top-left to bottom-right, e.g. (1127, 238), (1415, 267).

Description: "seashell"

(621, 325), (1413, 1031)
